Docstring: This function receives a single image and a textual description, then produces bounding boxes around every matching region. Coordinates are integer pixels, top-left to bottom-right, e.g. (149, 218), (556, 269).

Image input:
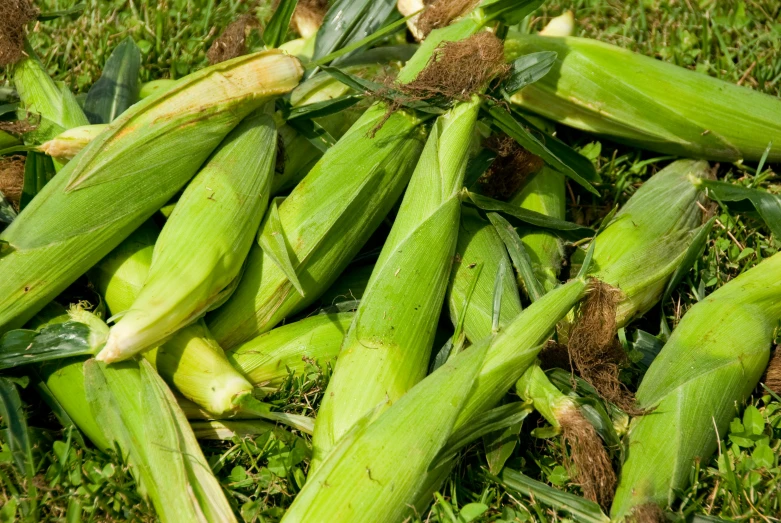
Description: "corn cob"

(312, 97), (482, 468)
(447, 207), (523, 342)
(0, 50), (303, 335)
(91, 223), (254, 415)
(206, 102), (426, 348)
(99, 111), (278, 362)
(283, 277), (589, 522)
(505, 33), (781, 162)
(611, 251), (781, 520)
(227, 312), (353, 390)
(586, 160), (709, 326)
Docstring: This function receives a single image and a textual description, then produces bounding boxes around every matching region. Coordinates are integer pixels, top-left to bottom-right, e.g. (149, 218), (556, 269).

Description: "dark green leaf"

(496, 468), (610, 523)
(0, 322), (94, 370)
(630, 330), (665, 372)
(484, 102), (599, 195)
(20, 152), (56, 210)
(313, 0), (397, 64)
(321, 66), (445, 114)
(37, 3), (86, 21)
(0, 377), (35, 477)
(310, 14), (413, 68)
(468, 191), (594, 241)
(464, 148), (497, 189)
(287, 94), (362, 121)
(700, 180), (781, 238)
(263, 0), (298, 48)
(0, 103), (20, 117)
(488, 212), (545, 302)
(502, 52), (557, 95)
(84, 37), (142, 124)
(484, 417), (523, 475)
(0, 195), (16, 226)
(434, 402), (531, 468)
(480, 0), (545, 25)
(286, 117), (337, 152)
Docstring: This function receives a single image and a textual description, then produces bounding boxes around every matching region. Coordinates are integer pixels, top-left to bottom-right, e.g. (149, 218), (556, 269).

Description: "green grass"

(2, 0), (781, 521)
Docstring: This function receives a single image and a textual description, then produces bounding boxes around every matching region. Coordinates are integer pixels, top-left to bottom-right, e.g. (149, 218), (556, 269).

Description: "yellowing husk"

(99, 111), (278, 362)
(228, 313), (353, 390)
(587, 160), (709, 326)
(91, 223), (255, 415)
(505, 34), (781, 162)
(312, 97), (481, 468)
(611, 252), (781, 519)
(0, 50), (303, 335)
(206, 102), (426, 348)
(447, 207), (523, 342)
(39, 124), (108, 162)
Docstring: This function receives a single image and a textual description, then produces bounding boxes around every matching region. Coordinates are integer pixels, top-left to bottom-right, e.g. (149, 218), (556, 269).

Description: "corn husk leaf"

(282, 335), (488, 523)
(311, 98), (480, 467)
(100, 112), (278, 361)
(448, 208), (523, 343)
(0, 50), (302, 334)
(207, 103), (425, 348)
(506, 34), (781, 162)
(611, 252), (781, 519)
(228, 312), (352, 389)
(84, 357), (236, 523)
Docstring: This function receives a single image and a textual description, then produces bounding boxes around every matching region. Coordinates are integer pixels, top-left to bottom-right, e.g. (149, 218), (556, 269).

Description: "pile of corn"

(1, 2), (780, 522)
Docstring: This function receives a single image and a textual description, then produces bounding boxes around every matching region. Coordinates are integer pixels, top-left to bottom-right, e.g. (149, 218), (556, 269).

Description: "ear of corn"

(447, 207), (523, 342)
(311, 97), (481, 468)
(0, 50), (303, 335)
(84, 356), (237, 523)
(516, 363), (572, 429)
(611, 252), (781, 519)
(206, 101), (426, 348)
(91, 224), (256, 415)
(587, 159), (709, 326)
(286, 277), (588, 521)
(99, 111), (278, 362)
(505, 34), (781, 162)
(281, 330), (489, 523)
(227, 312), (353, 390)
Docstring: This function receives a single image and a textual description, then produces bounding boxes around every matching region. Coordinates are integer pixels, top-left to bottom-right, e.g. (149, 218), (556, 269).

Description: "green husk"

(84, 356), (237, 522)
(0, 50), (303, 335)
(284, 277), (589, 521)
(92, 223), (255, 415)
(13, 42), (90, 147)
(586, 159), (709, 326)
(206, 102), (426, 348)
(611, 251), (781, 520)
(311, 97), (482, 469)
(227, 312), (353, 390)
(447, 207), (522, 342)
(505, 34), (781, 162)
(99, 111), (278, 362)
(512, 167), (566, 293)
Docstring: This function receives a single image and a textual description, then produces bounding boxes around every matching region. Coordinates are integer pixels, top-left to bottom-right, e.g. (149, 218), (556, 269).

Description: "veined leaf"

(502, 51), (558, 95)
(701, 179), (781, 238)
(264, 0), (298, 48)
(313, 0), (397, 65)
(84, 37), (142, 124)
